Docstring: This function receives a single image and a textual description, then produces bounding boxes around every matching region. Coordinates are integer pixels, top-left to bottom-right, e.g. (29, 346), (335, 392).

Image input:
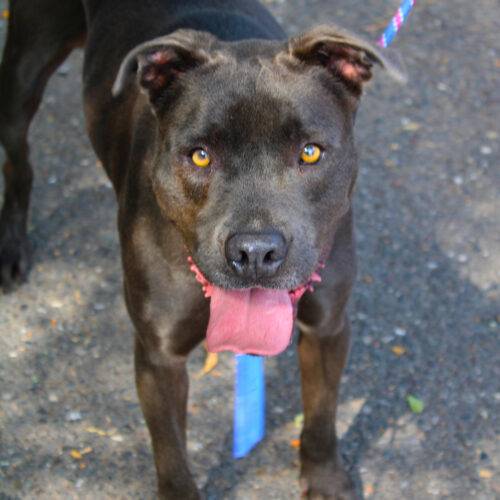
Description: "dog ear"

(112, 30), (216, 104)
(287, 24), (407, 97)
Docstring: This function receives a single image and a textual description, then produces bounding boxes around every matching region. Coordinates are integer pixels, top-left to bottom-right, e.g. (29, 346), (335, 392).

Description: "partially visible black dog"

(0, 0), (405, 497)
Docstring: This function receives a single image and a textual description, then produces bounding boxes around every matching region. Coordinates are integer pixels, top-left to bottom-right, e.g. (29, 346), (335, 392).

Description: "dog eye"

(300, 144), (322, 164)
(191, 148), (211, 167)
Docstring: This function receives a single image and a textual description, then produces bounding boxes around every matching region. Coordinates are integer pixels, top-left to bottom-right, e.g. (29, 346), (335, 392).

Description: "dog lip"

(187, 255), (325, 304)
(187, 235), (334, 301)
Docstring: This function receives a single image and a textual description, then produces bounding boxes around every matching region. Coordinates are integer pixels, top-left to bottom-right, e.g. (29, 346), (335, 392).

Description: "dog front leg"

(296, 209), (360, 500)
(298, 317), (360, 500)
(134, 335), (200, 499)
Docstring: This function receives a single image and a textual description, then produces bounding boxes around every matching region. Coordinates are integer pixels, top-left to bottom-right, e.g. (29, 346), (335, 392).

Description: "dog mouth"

(187, 255), (326, 356)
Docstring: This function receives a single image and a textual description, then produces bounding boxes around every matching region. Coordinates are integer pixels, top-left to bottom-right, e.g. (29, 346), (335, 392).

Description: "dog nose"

(225, 231), (288, 280)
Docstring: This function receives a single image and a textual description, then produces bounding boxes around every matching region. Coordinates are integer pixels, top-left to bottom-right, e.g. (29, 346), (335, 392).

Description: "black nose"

(225, 231), (288, 280)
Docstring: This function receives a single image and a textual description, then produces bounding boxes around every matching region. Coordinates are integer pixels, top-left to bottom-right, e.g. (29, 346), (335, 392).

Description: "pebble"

(75, 478), (85, 489)
(427, 261), (439, 270)
(394, 328), (407, 337)
(57, 63), (71, 76)
(66, 410), (82, 422)
(48, 393), (59, 403)
(479, 145), (492, 155)
(362, 335), (373, 345)
(453, 176), (464, 185)
(2, 393), (13, 401)
(48, 298), (63, 308)
(187, 441), (203, 452)
(457, 254), (468, 263)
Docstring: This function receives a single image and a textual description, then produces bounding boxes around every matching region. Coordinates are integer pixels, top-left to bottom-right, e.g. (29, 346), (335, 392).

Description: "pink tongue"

(206, 287), (294, 356)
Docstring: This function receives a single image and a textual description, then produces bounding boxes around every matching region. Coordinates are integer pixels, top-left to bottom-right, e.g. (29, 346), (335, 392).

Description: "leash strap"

(378, 0), (415, 47)
(233, 354), (265, 458)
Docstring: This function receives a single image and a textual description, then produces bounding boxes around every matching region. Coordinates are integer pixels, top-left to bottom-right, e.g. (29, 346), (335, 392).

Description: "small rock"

(48, 393), (59, 403)
(187, 440), (203, 452)
(111, 434), (124, 442)
(8, 351), (18, 359)
(75, 478), (85, 488)
(394, 328), (407, 337)
(479, 145), (492, 155)
(362, 335), (373, 345)
(453, 176), (464, 185)
(66, 410), (82, 422)
(47, 176), (58, 185)
(426, 261), (439, 270)
(93, 303), (106, 311)
(48, 298), (63, 308)
(2, 393), (13, 401)
(457, 254), (468, 263)
(57, 63), (71, 76)
(381, 335), (395, 344)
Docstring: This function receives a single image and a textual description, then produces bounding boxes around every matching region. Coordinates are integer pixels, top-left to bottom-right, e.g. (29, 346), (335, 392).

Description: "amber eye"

(191, 148), (211, 167)
(300, 144), (322, 164)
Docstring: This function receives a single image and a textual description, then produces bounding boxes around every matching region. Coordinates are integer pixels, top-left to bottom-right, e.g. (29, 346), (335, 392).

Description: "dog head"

(113, 25), (405, 354)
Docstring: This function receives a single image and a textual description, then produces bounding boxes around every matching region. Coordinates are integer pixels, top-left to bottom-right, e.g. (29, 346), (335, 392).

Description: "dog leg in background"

(0, 0), (86, 289)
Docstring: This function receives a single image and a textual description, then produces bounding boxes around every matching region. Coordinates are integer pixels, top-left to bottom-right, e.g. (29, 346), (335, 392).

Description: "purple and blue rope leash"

(233, 0), (415, 459)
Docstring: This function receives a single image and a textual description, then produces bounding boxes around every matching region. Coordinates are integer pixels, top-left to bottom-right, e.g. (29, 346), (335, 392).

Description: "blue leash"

(233, 354), (265, 458)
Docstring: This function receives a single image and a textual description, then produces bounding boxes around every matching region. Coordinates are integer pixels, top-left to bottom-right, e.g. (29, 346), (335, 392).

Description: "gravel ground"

(0, 0), (498, 499)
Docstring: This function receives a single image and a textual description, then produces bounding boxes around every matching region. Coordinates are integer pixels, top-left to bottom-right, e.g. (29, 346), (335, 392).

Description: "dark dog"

(0, 0), (405, 497)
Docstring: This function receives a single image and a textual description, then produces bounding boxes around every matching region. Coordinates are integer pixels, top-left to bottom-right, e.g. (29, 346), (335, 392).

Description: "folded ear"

(112, 29), (217, 105)
(287, 24), (407, 97)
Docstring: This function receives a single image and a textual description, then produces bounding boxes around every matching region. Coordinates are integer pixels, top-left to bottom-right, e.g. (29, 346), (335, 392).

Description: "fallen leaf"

(2, 10), (9, 19)
(406, 395), (424, 414)
(196, 350), (219, 379)
(479, 469), (492, 478)
(294, 413), (304, 428)
(80, 462), (86, 469)
(70, 450), (82, 459)
(363, 275), (373, 284)
(50, 318), (57, 327)
(289, 439), (301, 449)
(403, 121), (421, 131)
(80, 446), (93, 455)
(365, 485), (374, 495)
(85, 426), (107, 436)
(392, 346), (405, 356)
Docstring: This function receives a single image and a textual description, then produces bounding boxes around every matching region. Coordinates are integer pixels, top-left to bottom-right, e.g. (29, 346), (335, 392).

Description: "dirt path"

(1, 1), (498, 498)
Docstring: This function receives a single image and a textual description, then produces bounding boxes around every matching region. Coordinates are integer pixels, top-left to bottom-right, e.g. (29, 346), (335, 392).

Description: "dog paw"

(0, 217), (29, 291)
(300, 461), (361, 500)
